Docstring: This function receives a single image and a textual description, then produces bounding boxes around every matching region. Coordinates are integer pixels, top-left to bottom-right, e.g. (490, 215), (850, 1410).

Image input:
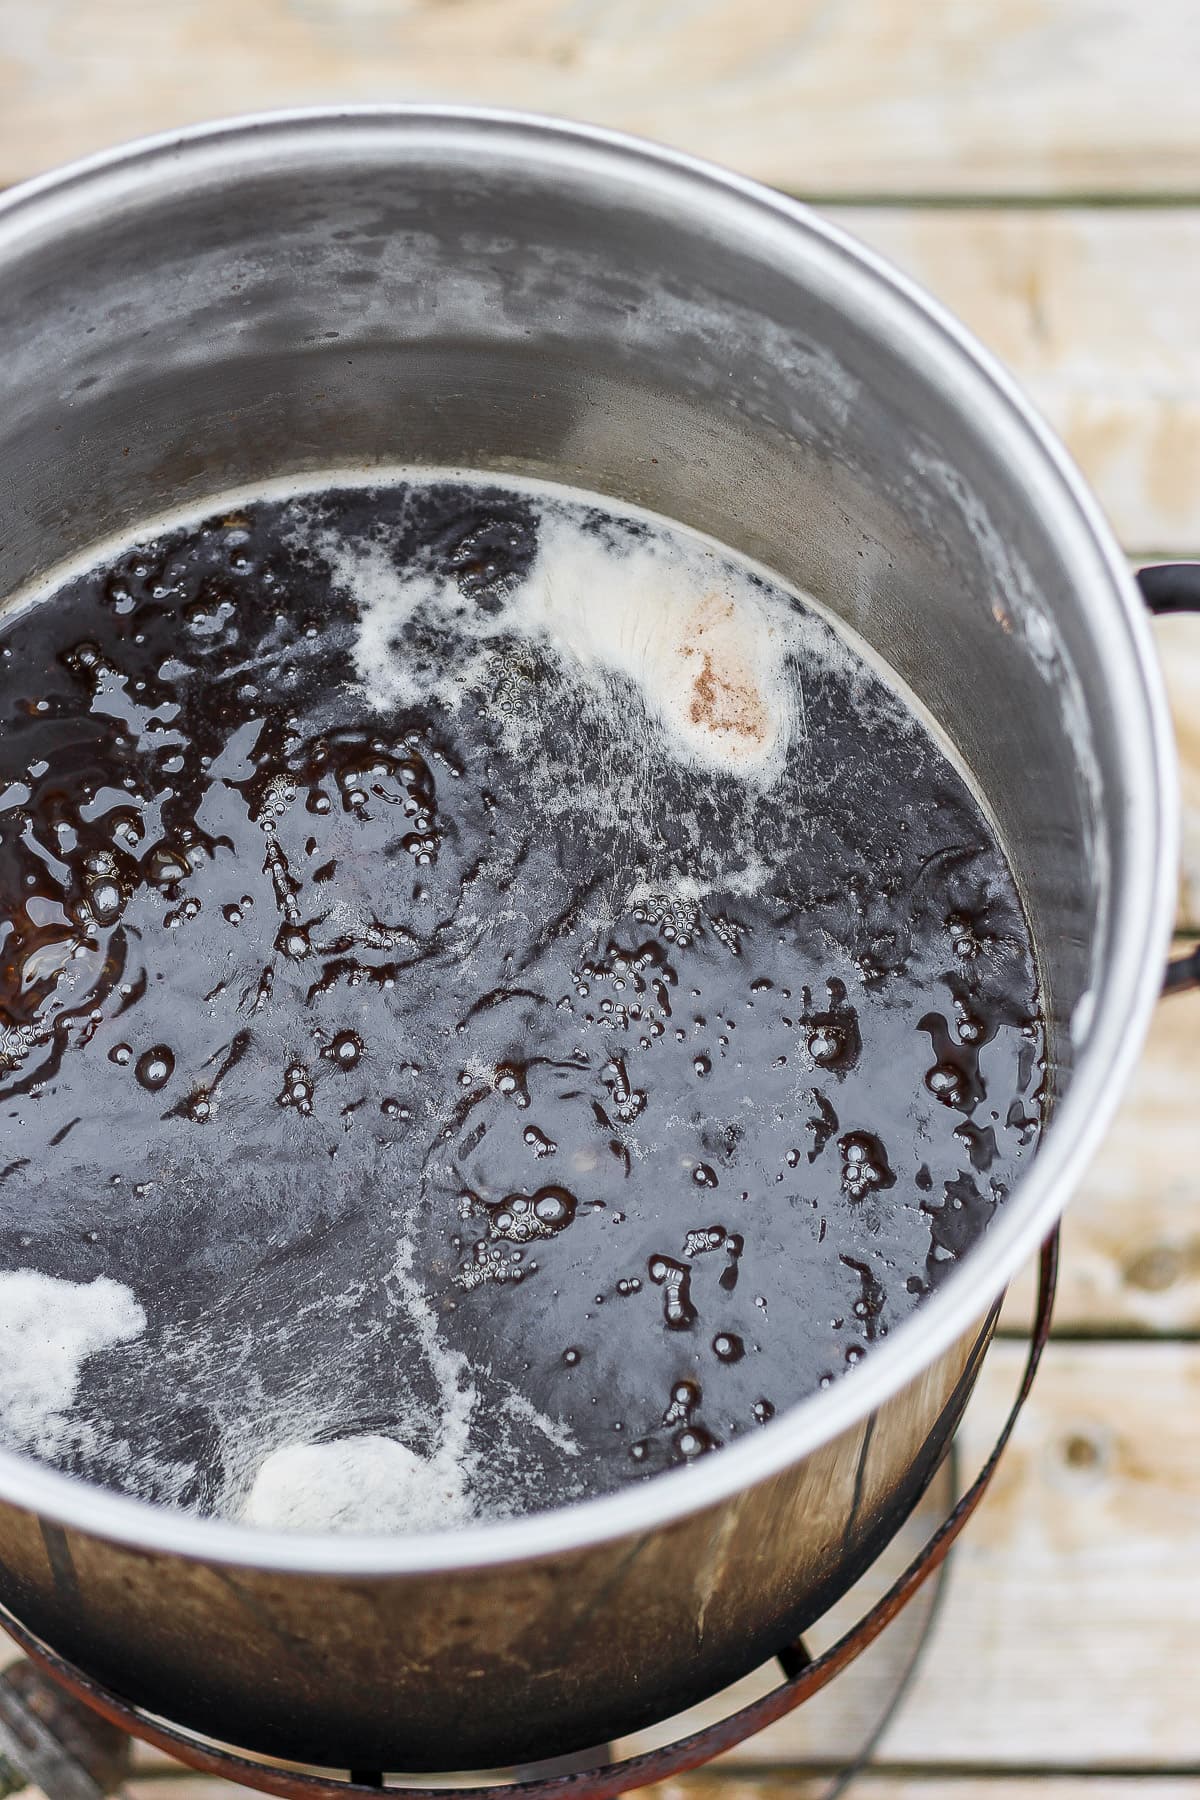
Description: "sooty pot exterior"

(0, 1318), (989, 1770)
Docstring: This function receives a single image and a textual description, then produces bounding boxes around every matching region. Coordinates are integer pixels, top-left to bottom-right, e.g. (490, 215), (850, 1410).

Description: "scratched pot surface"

(0, 476), (1042, 1527)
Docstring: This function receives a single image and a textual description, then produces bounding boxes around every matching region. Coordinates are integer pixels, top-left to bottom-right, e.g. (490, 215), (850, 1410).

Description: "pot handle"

(1137, 562), (1200, 995)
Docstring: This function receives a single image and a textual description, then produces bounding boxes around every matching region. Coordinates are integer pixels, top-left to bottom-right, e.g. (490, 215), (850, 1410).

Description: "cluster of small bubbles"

(663, 1379), (700, 1425)
(278, 1061), (314, 1114)
(61, 640), (105, 683)
(402, 829), (438, 867)
(81, 850), (125, 927)
(684, 1225), (726, 1256)
(712, 1331), (744, 1363)
(840, 1132), (891, 1200)
(946, 912), (981, 960)
(752, 1399), (775, 1423)
(648, 1255), (695, 1329)
(489, 1185), (578, 1243)
(954, 1003), (985, 1045)
(691, 1162), (718, 1189)
(522, 1125), (556, 1158)
(456, 1239), (527, 1290)
(616, 1275), (643, 1296)
(601, 1058), (646, 1125)
(163, 894), (202, 932)
(381, 1097), (410, 1120)
(323, 1031), (363, 1070)
(134, 1045), (175, 1091)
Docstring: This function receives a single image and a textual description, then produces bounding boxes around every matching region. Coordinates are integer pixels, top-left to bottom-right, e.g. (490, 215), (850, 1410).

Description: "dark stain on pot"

(0, 477), (1044, 1520)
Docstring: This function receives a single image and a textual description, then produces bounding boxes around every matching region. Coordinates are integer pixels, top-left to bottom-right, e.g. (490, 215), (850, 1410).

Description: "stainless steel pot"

(0, 108), (1182, 1772)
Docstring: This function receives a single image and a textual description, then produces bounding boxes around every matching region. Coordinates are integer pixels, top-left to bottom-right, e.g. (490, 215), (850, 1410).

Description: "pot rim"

(0, 104), (1179, 1575)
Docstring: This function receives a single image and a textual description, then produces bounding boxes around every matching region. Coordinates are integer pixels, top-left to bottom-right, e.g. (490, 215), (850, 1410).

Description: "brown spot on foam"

(688, 651), (768, 740)
(679, 593), (771, 749)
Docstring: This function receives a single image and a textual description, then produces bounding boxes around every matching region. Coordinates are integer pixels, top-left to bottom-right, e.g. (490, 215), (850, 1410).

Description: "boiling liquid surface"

(0, 477), (1043, 1527)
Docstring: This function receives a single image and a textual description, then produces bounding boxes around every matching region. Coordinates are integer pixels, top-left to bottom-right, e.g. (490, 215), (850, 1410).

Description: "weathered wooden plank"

(1002, 980), (1200, 1333)
(1, 0), (1200, 199)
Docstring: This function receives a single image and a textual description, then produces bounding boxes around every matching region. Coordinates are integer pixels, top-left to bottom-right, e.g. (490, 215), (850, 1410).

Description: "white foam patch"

(500, 1392), (582, 1459)
(320, 504), (804, 785)
(240, 1433), (472, 1534)
(0, 1272), (146, 1457)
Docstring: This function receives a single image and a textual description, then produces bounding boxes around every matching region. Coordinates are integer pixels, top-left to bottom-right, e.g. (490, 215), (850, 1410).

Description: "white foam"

(321, 503), (804, 785)
(500, 1392), (582, 1459)
(0, 1272), (146, 1457)
(240, 1433), (472, 1534)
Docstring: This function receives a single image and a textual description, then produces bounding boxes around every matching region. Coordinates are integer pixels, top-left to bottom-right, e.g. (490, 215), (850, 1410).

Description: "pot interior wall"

(0, 119), (1119, 1111)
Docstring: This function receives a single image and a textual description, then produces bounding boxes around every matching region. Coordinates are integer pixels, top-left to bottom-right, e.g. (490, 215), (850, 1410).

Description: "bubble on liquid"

(840, 1131), (893, 1200)
(324, 1031), (363, 1070)
(752, 1399), (775, 1423)
(675, 1426), (717, 1460)
(808, 1024), (843, 1063)
(278, 1061), (314, 1114)
(946, 913), (981, 960)
(135, 1046), (175, 1091)
(712, 1331), (744, 1363)
(147, 844), (189, 887)
(684, 1225), (726, 1256)
(663, 1378), (699, 1425)
(562, 1347), (581, 1367)
(648, 1254), (695, 1329)
(276, 924), (311, 960)
(692, 1163), (718, 1189)
(489, 1185), (578, 1244)
(494, 1063), (531, 1109)
(693, 1054), (711, 1076)
(926, 1061), (966, 1107)
(108, 1043), (132, 1067)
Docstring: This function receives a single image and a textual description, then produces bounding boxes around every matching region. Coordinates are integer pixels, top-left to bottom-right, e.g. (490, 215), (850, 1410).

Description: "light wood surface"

(2, 1), (1200, 199)
(827, 209), (1200, 555)
(1004, 981), (1200, 1334)
(2, 6), (1200, 1798)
